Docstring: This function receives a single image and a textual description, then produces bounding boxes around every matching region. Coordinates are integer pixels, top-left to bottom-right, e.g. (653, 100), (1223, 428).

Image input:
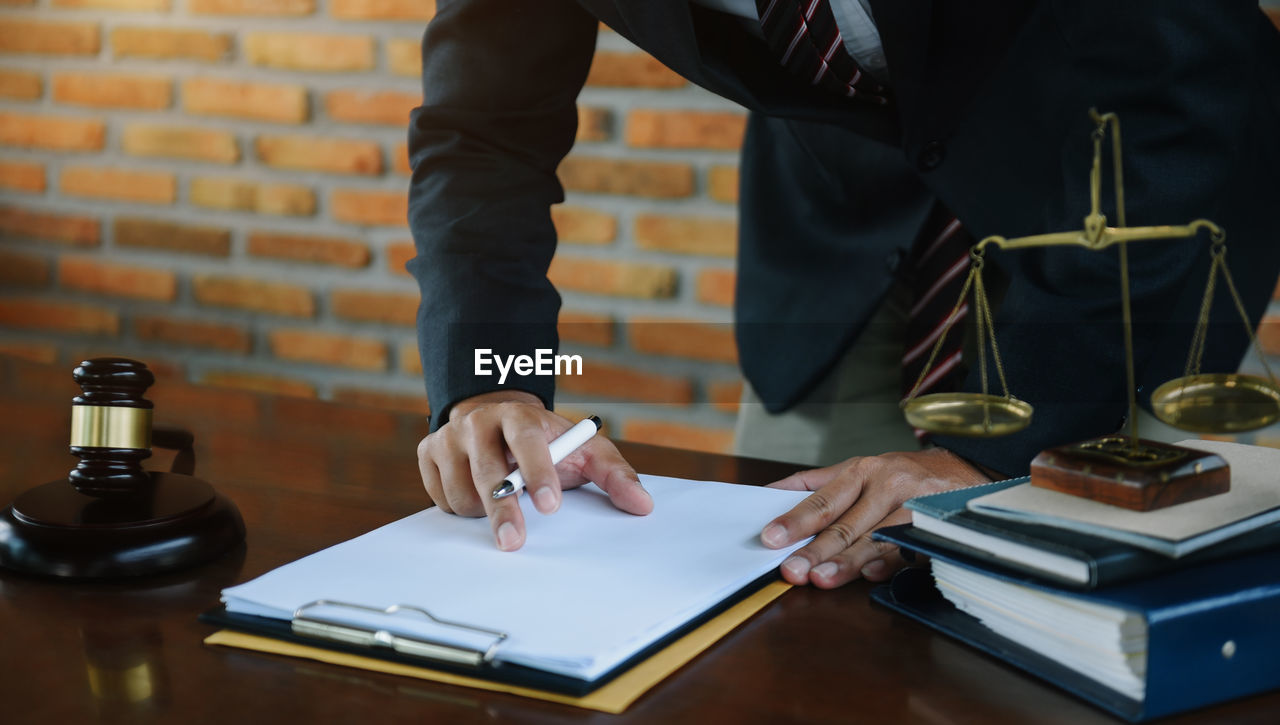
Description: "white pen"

(491, 415), (602, 500)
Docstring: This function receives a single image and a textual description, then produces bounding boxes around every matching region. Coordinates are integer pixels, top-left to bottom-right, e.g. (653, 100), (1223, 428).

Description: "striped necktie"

(902, 206), (974, 436)
(755, 0), (888, 104)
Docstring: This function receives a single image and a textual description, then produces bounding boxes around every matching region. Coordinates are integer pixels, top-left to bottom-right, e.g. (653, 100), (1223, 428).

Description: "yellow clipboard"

(205, 580), (790, 714)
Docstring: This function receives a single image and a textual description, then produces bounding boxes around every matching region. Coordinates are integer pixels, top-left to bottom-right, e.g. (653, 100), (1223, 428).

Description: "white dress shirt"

(692, 0), (888, 80)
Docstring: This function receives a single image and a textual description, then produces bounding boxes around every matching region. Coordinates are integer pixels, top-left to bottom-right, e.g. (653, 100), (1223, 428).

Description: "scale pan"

(902, 393), (1032, 437)
(1151, 374), (1280, 433)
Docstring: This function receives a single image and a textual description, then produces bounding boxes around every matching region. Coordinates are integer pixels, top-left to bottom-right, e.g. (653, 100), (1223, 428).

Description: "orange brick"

(627, 110), (747, 151)
(114, 217), (230, 256)
(0, 160), (45, 193)
(191, 177), (315, 216)
(330, 189), (408, 226)
(708, 165), (738, 203)
(53, 73), (170, 110)
(331, 289), (418, 326)
(135, 315), (251, 353)
(0, 20), (99, 56)
(398, 342), (421, 375)
(393, 142), (411, 175)
(635, 214), (737, 256)
(0, 112), (104, 152)
(330, 0), (433, 20)
(0, 206), (98, 245)
(697, 268), (736, 307)
(0, 249), (49, 287)
(577, 107), (611, 142)
(1260, 315), (1280, 357)
(268, 328), (387, 371)
(111, 27), (232, 62)
(183, 77), (308, 124)
(708, 379), (743, 414)
(324, 90), (419, 126)
(0, 297), (118, 335)
(387, 241), (415, 275)
(273, 396), (399, 439)
(586, 51), (685, 88)
(59, 257), (176, 301)
(52, 0), (169, 8)
(332, 386), (429, 416)
(255, 135), (381, 175)
(558, 361), (692, 404)
(551, 206), (615, 245)
(629, 317), (737, 364)
(189, 0), (314, 14)
(201, 370), (316, 398)
(621, 419), (734, 454)
(60, 166), (176, 204)
(147, 381), (260, 424)
(558, 157), (694, 198)
(194, 275), (314, 317)
(0, 69), (42, 100)
(558, 310), (613, 347)
(245, 33), (374, 72)
(247, 231), (369, 267)
(547, 257), (677, 299)
(122, 124), (239, 163)
(385, 38), (420, 77)
(0, 341), (58, 364)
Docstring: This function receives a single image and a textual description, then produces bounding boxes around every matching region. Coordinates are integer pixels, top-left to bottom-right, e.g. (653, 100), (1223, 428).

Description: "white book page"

(221, 475), (812, 680)
(967, 440), (1280, 544)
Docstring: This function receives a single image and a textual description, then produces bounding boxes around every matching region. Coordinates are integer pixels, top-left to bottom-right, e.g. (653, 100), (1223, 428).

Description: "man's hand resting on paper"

(416, 391), (653, 551)
(760, 448), (990, 588)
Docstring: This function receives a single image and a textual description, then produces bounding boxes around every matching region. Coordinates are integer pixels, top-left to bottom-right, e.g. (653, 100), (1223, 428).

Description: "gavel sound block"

(0, 358), (245, 579)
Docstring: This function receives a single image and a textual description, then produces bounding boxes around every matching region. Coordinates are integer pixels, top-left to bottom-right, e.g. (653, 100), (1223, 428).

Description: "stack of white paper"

(222, 475), (812, 681)
(932, 560), (1148, 700)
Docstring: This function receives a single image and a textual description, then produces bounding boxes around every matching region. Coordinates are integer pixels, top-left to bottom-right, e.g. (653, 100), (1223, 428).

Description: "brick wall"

(2, 3), (1280, 456)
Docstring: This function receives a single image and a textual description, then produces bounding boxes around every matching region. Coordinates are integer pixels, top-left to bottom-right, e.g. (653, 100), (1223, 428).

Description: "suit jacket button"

(917, 141), (945, 171)
(886, 248), (905, 273)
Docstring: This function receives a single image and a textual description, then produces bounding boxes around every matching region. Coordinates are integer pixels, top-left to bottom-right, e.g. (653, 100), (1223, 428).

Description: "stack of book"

(872, 439), (1280, 722)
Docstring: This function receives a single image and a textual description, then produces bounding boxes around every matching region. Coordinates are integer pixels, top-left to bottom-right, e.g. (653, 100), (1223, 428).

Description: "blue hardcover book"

(905, 479), (1280, 589)
(872, 524), (1280, 722)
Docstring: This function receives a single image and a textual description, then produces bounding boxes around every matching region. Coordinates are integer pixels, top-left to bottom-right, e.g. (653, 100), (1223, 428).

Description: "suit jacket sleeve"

(407, 0), (598, 430)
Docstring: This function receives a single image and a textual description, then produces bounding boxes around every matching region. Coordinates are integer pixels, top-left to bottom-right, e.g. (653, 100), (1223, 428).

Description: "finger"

(460, 414), (532, 549)
(761, 460), (872, 551)
(460, 410), (518, 506)
(432, 437), (484, 516)
(417, 439), (450, 513)
(764, 462), (844, 492)
(806, 507), (914, 588)
(485, 490), (527, 552)
(575, 437), (652, 516)
(501, 409), (563, 514)
(856, 548), (910, 583)
(779, 474), (908, 583)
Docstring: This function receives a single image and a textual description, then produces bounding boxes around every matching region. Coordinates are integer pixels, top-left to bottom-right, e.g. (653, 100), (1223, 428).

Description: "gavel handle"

(151, 426), (196, 477)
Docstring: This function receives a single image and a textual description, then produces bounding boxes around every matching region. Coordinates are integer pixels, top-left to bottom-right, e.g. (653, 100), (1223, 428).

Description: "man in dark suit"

(407, 0), (1280, 587)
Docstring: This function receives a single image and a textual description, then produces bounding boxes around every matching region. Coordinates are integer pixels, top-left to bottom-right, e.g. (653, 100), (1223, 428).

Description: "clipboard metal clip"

(291, 599), (508, 668)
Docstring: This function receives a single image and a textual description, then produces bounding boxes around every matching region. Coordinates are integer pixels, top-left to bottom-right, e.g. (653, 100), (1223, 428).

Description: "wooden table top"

(0, 356), (1274, 724)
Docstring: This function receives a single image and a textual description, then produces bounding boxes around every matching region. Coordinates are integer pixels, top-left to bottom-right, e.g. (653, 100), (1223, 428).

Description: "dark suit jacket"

(407, 0), (1280, 475)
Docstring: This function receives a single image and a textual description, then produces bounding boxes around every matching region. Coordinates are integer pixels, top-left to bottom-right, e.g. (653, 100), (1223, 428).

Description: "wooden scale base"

(1030, 435), (1229, 511)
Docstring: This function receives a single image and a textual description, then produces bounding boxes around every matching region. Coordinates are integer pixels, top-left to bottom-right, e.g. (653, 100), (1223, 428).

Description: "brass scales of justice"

(899, 109), (1280, 511)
